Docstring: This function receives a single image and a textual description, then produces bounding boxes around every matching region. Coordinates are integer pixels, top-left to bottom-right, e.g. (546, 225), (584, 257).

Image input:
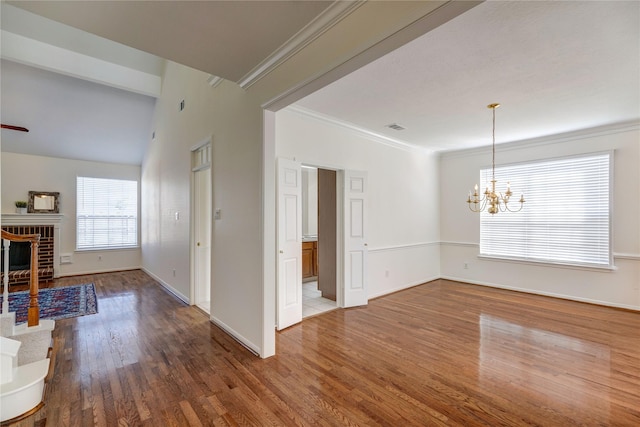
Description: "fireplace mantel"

(1, 213), (63, 279)
(1, 213), (64, 226)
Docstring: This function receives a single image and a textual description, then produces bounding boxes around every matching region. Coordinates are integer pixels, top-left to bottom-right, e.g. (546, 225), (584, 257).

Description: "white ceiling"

(1, 59), (156, 165)
(296, 0), (640, 151)
(1, 1), (638, 164)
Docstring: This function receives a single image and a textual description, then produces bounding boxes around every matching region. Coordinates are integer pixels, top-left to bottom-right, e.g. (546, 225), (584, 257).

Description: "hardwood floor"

(10, 270), (640, 426)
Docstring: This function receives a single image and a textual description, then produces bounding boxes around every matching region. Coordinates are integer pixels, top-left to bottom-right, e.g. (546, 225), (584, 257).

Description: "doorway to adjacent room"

(277, 158), (369, 330)
(301, 165), (337, 318)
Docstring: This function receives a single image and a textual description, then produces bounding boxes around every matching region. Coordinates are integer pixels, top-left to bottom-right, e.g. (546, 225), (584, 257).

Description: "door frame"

(276, 158), (368, 327)
(276, 158), (303, 329)
(190, 136), (213, 312)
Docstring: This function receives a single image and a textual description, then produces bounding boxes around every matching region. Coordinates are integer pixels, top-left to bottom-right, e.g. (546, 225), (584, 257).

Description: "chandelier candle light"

(467, 103), (525, 214)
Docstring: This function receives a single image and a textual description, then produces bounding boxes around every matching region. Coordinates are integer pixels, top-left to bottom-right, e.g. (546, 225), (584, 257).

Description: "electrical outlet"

(173, 269), (176, 277)
(464, 262), (469, 269)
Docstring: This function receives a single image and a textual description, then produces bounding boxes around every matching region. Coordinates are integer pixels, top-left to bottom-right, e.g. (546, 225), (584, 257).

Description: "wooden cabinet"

(302, 241), (318, 280)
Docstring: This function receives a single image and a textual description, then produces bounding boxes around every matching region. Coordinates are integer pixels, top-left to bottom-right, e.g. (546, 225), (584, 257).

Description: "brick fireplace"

(1, 214), (62, 286)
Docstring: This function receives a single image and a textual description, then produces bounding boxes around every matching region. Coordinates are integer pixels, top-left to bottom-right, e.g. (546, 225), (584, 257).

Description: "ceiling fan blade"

(1, 124), (29, 132)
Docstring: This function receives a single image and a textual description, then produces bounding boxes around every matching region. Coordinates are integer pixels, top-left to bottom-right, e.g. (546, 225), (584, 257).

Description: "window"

(480, 152), (611, 268)
(77, 177), (138, 250)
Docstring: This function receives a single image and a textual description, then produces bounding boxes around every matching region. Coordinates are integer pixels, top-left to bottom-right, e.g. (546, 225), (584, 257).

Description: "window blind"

(479, 152), (611, 267)
(77, 177), (138, 250)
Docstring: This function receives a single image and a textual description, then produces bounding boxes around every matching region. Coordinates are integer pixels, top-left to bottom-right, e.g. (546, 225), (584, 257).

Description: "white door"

(343, 170), (368, 307)
(192, 141), (212, 313)
(277, 158), (302, 329)
(194, 166), (211, 312)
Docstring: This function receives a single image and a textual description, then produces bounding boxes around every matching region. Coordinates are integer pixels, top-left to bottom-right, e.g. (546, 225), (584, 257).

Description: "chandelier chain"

(466, 103), (525, 214)
(492, 105), (496, 182)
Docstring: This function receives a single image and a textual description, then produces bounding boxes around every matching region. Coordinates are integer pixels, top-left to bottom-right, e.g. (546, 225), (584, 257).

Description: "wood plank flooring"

(9, 270), (640, 426)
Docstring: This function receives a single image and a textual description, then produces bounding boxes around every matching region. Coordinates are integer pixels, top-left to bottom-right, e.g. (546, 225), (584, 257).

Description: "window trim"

(477, 254), (617, 272)
(76, 176), (140, 251)
(478, 151), (614, 269)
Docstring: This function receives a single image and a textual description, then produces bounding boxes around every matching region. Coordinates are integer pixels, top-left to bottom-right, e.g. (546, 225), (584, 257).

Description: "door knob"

(279, 250), (284, 254)
(197, 242), (201, 246)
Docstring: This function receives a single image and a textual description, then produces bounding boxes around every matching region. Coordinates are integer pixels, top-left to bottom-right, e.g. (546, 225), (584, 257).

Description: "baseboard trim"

(440, 275), (640, 312)
(141, 268), (189, 304)
(210, 316), (260, 357)
(140, 268), (261, 356)
(59, 266), (140, 277)
(369, 275), (440, 300)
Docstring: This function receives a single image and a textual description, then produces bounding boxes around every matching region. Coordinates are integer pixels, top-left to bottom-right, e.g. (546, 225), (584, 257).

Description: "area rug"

(0, 283), (98, 324)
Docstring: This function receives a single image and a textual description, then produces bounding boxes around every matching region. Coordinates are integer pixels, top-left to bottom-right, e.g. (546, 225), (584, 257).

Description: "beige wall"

(1, 152), (141, 275)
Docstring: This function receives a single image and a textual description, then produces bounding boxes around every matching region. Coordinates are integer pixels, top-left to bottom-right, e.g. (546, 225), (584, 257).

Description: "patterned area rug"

(0, 283), (98, 324)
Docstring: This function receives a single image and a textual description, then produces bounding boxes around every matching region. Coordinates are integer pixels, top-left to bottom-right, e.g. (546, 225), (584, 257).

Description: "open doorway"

(301, 166), (337, 318)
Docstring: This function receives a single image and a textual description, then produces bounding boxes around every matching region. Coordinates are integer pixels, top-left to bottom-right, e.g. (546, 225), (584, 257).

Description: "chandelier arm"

(468, 199), (481, 212)
(504, 202), (525, 213)
(480, 197), (488, 212)
(468, 195), (489, 212)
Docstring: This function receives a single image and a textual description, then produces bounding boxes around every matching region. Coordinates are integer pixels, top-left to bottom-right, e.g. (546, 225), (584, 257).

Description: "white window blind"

(77, 177), (138, 250)
(480, 152), (611, 268)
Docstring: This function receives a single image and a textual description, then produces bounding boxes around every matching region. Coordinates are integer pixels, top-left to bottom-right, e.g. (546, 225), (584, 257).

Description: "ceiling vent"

(385, 123), (405, 131)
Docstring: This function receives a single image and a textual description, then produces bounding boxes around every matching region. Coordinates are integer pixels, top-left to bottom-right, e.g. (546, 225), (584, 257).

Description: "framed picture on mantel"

(28, 191), (60, 213)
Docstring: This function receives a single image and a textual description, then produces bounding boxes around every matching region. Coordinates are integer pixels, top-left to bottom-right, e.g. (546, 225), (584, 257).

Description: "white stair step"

(0, 336), (21, 384)
(10, 319), (55, 335)
(0, 358), (50, 422)
(5, 319), (55, 366)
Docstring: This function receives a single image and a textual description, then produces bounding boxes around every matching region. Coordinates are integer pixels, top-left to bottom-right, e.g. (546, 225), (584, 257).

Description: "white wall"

(276, 108), (441, 299)
(142, 61), (266, 354)
(440, 124), (640, 310)
(1, 152), (141, 275)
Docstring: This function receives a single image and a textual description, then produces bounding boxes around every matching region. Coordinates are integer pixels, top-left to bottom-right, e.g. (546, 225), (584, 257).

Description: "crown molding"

(238, 1), (365, 89)
(262, 1), (481, 112)
(439, 120), (640, 159)
(285, 105), (431, 154)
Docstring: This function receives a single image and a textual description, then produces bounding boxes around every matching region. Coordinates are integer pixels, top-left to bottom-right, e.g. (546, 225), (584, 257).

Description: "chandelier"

(467, 103), (525, 214)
